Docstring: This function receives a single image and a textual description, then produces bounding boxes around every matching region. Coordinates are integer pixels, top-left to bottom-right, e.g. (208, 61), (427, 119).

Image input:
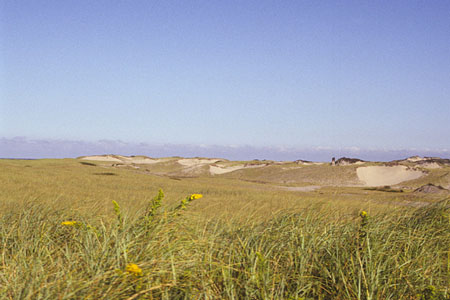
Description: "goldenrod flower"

(126, 263), (142, 276)
(360, 211), (368, 218)
(61, 221), (80, 227)
(190, 194), (203, 200)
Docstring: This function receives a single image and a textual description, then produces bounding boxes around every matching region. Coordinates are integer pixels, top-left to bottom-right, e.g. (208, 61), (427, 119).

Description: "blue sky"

(1, 1), (449, 159)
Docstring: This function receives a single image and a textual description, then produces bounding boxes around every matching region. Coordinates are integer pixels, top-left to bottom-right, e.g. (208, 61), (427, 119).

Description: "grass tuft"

(1, 192), (449, 299)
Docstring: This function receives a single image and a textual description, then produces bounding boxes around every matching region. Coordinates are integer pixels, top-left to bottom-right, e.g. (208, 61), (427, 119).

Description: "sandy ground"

(178, 158), (220, 166)
(407, 156), (425, 162)
(209, 163), (269, 175)
(209, 165), (245, 174)
(356, 166), (424, 186)
(278, 185), (321, 192)
(81, 156), (440, 188)
(81, 155), (163, 164)
(296, 162), (324, 165)
(120, 157), (160, 164)
(81, 155), (123, 162)
(418, 162), (441, 169)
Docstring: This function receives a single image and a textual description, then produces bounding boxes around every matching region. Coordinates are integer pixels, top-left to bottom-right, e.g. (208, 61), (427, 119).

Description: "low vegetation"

(0, 159), (449, 299)
(364, 186), (404, 193)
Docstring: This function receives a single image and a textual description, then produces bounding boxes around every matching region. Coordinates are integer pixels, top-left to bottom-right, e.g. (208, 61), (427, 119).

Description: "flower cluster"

(61, 221), (81, 227)
(189, 194), (203, 200)
(126, 263), (143, 276)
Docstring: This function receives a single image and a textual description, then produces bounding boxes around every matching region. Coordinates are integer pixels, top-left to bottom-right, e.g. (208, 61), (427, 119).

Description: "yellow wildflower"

(61, 221), (80, 227)
(360, 211), (368, 218)
(190, 194), (203, 200)
(126, 263), (142, 276)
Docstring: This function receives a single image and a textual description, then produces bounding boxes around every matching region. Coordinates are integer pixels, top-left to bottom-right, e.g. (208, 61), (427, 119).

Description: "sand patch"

(244, 164), (268, 168)
(210, 165), (245, 175)
(407, 156), (425, 162)
(128, 158), (158, 164)
(178, 158), (220, 167)
(127, 157), (167, 164)
(81, 155), (123, 162)
(417, 162), (441, 169)
(278, 185), (321, 192)
(356, 166), (424, 186)
(80, 155), (165, 164)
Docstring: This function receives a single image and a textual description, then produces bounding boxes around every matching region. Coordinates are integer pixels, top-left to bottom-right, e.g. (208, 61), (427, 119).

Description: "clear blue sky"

(1, 1), (450, 156)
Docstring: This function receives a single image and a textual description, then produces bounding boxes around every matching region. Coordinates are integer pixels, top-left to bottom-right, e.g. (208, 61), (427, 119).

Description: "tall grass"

(1, 190), (449, 299)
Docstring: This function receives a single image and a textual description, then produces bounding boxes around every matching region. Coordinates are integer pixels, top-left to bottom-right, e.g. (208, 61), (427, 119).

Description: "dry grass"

(0, 159), (449, 299)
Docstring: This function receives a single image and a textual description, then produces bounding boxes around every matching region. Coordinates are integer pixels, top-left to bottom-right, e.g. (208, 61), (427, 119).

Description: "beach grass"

(0, 159), (449, 299)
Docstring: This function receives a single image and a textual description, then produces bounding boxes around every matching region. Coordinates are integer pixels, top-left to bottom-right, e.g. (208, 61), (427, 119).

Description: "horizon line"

(1, 136), (449, 162)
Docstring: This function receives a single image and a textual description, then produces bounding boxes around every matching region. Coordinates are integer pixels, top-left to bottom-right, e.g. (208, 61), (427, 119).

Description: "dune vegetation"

(0, 158), (449, 299)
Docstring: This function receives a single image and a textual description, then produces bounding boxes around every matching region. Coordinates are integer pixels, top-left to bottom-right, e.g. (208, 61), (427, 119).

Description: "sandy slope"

(418, 162), (441, 169)
(178, 158), (221, 166)
(80, 155), (163, 164)
(209, 165), (245, 174)
(356, 166), (424, 186)
(79, 155), (442, 188)
(80, 155), (123, 162)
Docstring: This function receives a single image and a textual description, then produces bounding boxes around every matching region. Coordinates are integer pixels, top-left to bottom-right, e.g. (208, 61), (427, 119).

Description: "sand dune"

(80, 155), (163, 164)
(79, 155), (444, 188)
(80, 155), (123, 162)
(356, 166), (424, 186)
(209, 165), (245, 174)
(418, 162), (441, 169)
(178, 158), (221, 166)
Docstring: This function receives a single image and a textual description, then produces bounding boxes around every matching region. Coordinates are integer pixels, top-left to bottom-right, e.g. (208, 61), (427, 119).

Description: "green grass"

(0, 159), (449, 299)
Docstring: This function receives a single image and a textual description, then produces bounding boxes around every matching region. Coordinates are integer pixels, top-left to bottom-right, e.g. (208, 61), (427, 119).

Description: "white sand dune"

(356, 166), (424, 186)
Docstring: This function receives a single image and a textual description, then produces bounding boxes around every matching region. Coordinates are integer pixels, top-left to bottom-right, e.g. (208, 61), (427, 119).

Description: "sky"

(1, 1), (449, 160)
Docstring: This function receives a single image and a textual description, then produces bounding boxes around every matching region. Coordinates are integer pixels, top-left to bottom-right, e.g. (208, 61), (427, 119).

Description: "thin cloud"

(0, 137), (448, 161)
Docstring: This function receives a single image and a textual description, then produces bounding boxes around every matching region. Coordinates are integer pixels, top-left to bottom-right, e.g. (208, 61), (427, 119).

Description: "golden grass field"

(0, 157), (449, 299)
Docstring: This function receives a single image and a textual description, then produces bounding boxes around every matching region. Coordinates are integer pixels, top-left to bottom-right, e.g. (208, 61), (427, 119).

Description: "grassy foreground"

(1, 190), (449, 299)
(0, 159), (449, 299)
